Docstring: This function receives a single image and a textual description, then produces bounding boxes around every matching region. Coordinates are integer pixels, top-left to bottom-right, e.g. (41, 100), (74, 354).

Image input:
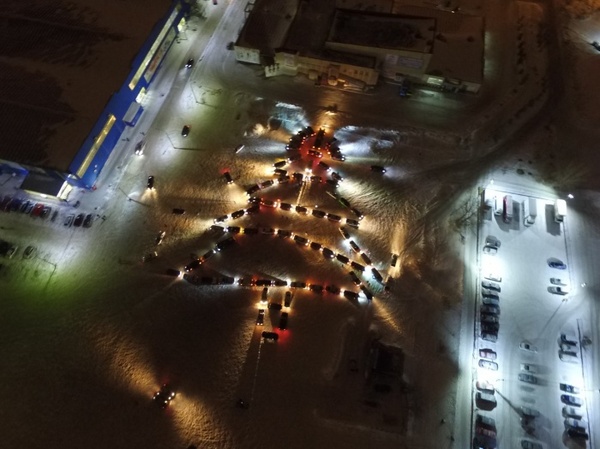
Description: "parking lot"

(473, 189), (592, 447)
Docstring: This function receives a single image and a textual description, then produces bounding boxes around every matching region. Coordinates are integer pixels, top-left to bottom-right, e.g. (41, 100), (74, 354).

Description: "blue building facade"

(65, 0), (190, 192)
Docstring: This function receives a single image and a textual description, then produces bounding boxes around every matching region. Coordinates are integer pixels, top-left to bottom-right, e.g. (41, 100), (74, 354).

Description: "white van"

(503, 195), (513, 223)
(493, 197), (503, 216)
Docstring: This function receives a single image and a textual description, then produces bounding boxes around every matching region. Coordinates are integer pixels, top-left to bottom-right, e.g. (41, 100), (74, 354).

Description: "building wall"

(67, 0), (189, 190)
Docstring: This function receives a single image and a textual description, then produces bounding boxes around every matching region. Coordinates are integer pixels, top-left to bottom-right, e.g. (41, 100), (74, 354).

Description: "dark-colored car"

(312, 209), (326, 219)
(185, 58), (194, 68)
(339, 227), (350, 239)
(336, 254), (349, 264)
(202, 250), (215, 261)
(338, 197), (351, 208)
(325, 179), (339, 188)
(391, 254), (399, 267)
(245, 205), (259, 215)
(318, 161), (330, 171)
(64, 214), (74, 227)
(147, 176), (155, 190)
(295, 205), (308, 215)
(268, 302), (282, 311)
(172, 208), (186, 215)
(327, 213), (341, 222)
(326, 284), (340, 295)
(370, 165), (386, 173)
(309, 284), (324, 294)
(184, 259), (201, 272)
(350, 261), (365, 272)
(277, 229), (292, 238)
(549, 260), (567, 269)
(259, 180), (275, 189)
(262, 331), (279, 341)
(215, 237), (235, 251)
(371, 268), (384, 283)
(331, 171), (343, 182)
(292, 173), (304, 183)
(307, 149), (323, 158)
(349, 240), (361, 252)
(80, 213), (93, 228)
(256, 309), (265, 326)
(223, 171), (233, 184)
(322, 248), (335, 259)
(290, 281), (307, 289)
(40, 206), (51, 219)
(73, 214), (84, 227)
(309, 175), (322, 183)
(181, 125), (190, 136)
(273, 160), (287, 168)
(226, 226), (241, 234)
(284, 291), (292, 307)
(153, 384), (176, 409)
(310, 242), (322, 251)
(278, 175), (290, 184)
(343, 290), (359, 301)
(346, 218), (360, 228)
(567, 428), (589, 440)
(165, 268), (181, 277)
(231, 210), (245, 219)
(255, 279), (273, 287)
(293, 235), (309, 246)
(274, 168), (287, 177)
(246, 185), (260, 196)
(279, 202), (292, 211)
(349, 271), (361, 285)
(279, 312), (289, 330)
(360, 285), (373, 300)
(214, 215), (228, 223)
(360, 253), (372, 266)
(349, 207), (364, 219)
(331, 151), (346, 162)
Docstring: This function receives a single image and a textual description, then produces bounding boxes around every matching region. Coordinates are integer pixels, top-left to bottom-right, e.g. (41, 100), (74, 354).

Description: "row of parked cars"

(0, 195), (60, 221)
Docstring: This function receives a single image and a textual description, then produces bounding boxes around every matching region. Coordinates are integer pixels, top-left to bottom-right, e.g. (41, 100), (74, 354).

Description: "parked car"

(279, 202), (292, 211)
(349, 271), (361, 285)
(73, 214), (84, 227)
(481, 332), (498, 342)
(134, 139), (146, 155)
(147, 176), (155, 190)
(549, 260), (567, 269)
(562, 406), (584, 419)
(142, 252), (158, 262)
(278, 312), (289, 330)
(483, 245), (498, 255)
(521, 440), (543, 449)
(478, 359), (498, 371)
(479, 349), (497, 360)
(346, 218), (360, 228)
(549, 286), (570, 295)
(349, 240), (360, 252)
(185, 58), (194, 68)
(83, 214), (93, 228)
(566, 428), (589, 440)
(181, 125), (190, 137)
(322, 248), (335, 259)
(262, 331), (278, 341)
(284, 292), (292, 307)
(484, 273), (502, 282)
(326, 284), (340, 295)
(518, 373), (538, 384)
(476, 380), (495, 393)
(519, 342), (537, 352)
(64, 214), (74, 227)
(390, 253), (399, 267)
(481, 281), (501, 292)
(485, 235), (501, 248)
(370, 165), (386, 173)
(339, 227), (350, 239)
(256, 309), (265, 326)
(481, 305), (500, 315)
(23, 245), (36, 259)
(293, 235), (309, 246)
(310, 242), (322, 251)
(564, 418), (587, 431)
(550, 278), (566, 285)
(520, 363), (537, 374)
(560, 384), (580, 394)
(165, 268), (182, 277)
(223, 171), (233, 184)
(482, 297), (500, 307)
(520, 406), (540, 418)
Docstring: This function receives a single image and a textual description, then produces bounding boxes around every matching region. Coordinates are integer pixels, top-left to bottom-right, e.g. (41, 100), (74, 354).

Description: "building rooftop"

(0, 0), (173, 172)
(328, 8), (435, 53)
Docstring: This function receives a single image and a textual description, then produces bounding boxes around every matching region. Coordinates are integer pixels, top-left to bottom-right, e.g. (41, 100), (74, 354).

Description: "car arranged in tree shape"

(153, 384), (176, 409)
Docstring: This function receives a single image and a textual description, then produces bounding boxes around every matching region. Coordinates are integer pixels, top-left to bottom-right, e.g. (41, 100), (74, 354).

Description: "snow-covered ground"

(1, 0), (600, 448)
